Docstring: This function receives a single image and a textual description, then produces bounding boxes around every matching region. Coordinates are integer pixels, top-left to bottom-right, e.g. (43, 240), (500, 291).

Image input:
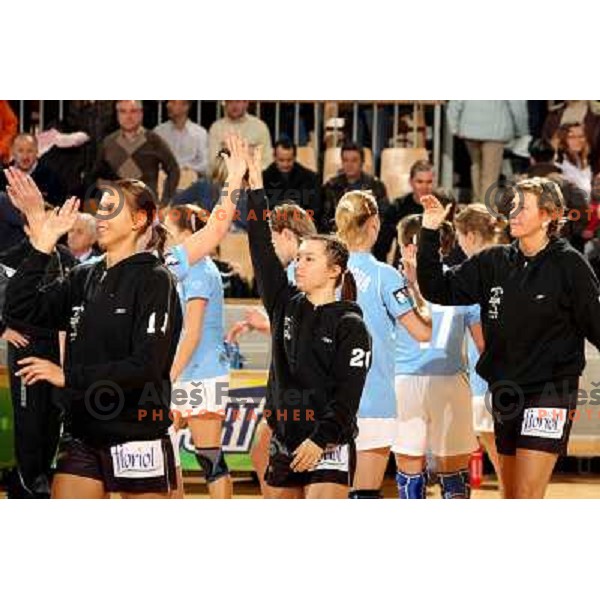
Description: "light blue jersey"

(467, 308), (488, 397)
(349, 252), (414, 418)
(395, 301), (480, 376)
(165, 244), (229, 380)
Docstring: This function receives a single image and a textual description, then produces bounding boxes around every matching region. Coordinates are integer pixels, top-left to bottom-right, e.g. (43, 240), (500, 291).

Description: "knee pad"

(438, 469), (471, 499)
(194, 447), (229, 483)
(396, 470), (427, 499)
(348, 489), (383, 499)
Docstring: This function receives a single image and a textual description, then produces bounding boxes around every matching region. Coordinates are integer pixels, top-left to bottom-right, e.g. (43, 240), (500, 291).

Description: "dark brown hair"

(114, 179), (168, 259)
(398, 214), (455, 257)
(305, 234), (357, 301)
(167, 204), (208, 234)
(557, 122), (589, 168)
(270, 203), (317, 238)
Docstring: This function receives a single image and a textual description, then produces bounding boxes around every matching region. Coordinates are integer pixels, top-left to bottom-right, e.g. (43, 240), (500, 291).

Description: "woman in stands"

(394, 214), (482, 499)
(164, 204), (232, 499)
(334, 191), (432, 499)
(556, 122), (592, 197)
(454, 204), (503, 489)
(417, 179), (600, 498)
(2, 135), (243, 499)
(227, 202), (317, 498)
(244, 143), (372, 499)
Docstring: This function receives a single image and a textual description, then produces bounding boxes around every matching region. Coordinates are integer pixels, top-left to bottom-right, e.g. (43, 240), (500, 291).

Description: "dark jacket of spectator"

(373, 192), (423, 261)
(0, 161), (64, 206)
(321, 172), (388, 234)
(41, 101), (117, 197)
(263, 161), (321, 222)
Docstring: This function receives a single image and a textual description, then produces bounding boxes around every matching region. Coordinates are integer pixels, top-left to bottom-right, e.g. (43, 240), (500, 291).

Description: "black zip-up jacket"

(417, 228), (600, 394)
(247, 188), (372, 450)
(4, 250), (182, 446)
(0, 239), (76, 339)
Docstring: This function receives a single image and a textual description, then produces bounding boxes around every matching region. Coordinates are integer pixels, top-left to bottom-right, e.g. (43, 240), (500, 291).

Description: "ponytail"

(341, 269), (357, 302)
(146, 220), (168, 260)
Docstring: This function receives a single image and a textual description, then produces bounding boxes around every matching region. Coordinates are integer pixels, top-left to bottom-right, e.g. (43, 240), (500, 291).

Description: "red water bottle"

(469, 446), (483, 489)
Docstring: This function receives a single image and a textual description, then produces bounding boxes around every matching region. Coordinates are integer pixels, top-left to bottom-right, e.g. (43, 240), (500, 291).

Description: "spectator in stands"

(542, 101), (600, 174)
(372, 159), (433, 261)
(0, 134), (63, 205)
(262, 139), (321, 223)
(0, 101), (18, 166)
(0, 192), (25, 252)
(447, 100), (529, 201)
(40, 100), (117, 197)
(155, 101), (209, 179)
(321, 142), (388, 233)
(67, 213), (100, 263)
(555, 122), (592, 198)
(526, 138), (562, 178)
(552, 175), (589, 254)
(92, 101), (180, 204)
(208, 101), (272, 172)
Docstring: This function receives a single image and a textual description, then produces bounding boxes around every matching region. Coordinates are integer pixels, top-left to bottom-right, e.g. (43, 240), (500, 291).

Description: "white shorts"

(171, 375), (229, 418)
(355, 418), (396, 451)
(392, 373), (478, 457)
(472, 394), (494, 433)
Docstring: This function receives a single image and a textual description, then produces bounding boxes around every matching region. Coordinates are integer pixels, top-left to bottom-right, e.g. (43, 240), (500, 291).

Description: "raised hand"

(30, 197), (80, 254)
(247, 144), (263, 190)
(222, 133), (249, 182)
(401, 243), (418, 286)
(421, 194), (452, 231)
(4, 167), (46, 227)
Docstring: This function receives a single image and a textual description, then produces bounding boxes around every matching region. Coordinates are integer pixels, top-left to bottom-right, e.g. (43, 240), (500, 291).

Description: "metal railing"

(15, 100), (449, 184)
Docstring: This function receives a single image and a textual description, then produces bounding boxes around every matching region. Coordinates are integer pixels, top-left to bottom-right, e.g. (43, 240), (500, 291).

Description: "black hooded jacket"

(247, 188), (372, 450)
(417, 228), (600, 394)
(4, 250), (182, 446)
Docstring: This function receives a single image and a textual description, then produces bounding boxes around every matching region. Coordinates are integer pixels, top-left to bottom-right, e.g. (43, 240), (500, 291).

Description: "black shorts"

(55, 434), (178, 494)
(265, 435), (356, 488)
(492, 379), (579, 456)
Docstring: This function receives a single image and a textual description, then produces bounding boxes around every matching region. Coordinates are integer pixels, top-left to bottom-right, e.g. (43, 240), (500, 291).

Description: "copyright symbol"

(483, 180), (524, 220)
(85, 380), (125, 421)
(485, 380), (524, 424)
(83, 183), (126, 221)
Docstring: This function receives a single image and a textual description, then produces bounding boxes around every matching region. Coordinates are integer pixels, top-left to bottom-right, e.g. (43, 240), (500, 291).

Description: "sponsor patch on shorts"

(521, 408), (567, 440)
(110, 440), (165, 478)
(311, 445), (349, 472)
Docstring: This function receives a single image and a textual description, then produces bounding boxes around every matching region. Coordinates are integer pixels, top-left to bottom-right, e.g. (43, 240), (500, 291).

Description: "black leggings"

(7, 338), (63, 498)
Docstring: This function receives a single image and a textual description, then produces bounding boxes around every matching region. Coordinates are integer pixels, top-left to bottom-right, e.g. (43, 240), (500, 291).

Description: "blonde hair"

(514, 177), (565, 238)
(454, 203), (505, 244)
(335, 190), (378, 247)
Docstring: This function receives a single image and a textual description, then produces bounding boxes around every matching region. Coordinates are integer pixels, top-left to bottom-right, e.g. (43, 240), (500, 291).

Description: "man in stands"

(155, 100), (209, 179)
(373, 159), (433, 261)
(321, 141), (388, 233)
(93, 101), (180, 204)
(208, 101), (273, 172)
(262, 139), (321, 224)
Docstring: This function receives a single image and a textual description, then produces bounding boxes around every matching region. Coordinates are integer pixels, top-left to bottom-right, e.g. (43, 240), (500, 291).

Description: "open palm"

(30, 197), (80, 253)
(421, 194), (452, 230)
(5, 166), (46, 225)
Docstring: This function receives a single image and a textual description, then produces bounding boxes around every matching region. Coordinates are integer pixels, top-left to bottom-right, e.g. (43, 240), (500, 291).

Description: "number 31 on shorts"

(350, 348), (372, 368)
